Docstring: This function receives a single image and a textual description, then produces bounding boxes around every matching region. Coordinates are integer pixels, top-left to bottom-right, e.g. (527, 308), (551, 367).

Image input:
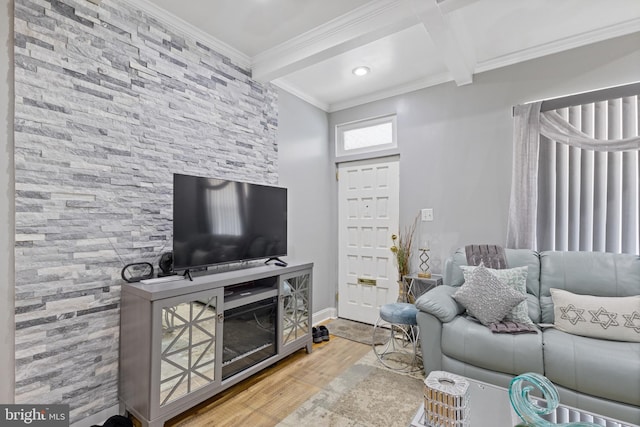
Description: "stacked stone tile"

(13, 0), (278, 422)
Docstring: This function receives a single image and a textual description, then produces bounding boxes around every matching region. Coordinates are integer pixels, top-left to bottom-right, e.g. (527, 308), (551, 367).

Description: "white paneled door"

(338, 157), (400, 325)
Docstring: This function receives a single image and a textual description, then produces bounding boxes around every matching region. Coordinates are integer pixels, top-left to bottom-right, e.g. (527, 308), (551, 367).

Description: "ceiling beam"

(411, 0), (473, 86)
(251, 0), (419, 82)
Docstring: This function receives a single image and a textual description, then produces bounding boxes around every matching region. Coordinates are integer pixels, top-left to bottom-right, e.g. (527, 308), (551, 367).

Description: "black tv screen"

(173, 174), (287, 270)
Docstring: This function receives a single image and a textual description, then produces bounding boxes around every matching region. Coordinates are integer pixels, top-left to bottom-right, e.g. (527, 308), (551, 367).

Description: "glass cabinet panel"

(159, 295), (218, 406)
(281, 272), (310, 346)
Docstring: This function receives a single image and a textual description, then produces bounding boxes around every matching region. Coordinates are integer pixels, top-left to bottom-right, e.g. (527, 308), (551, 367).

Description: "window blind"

(536, 95), (639, 254)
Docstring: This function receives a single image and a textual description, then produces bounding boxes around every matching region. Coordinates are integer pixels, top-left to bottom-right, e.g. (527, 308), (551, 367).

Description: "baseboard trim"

(312, 307), (337, 326)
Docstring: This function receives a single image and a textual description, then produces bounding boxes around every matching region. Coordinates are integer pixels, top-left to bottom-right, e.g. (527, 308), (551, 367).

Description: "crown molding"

(271, 80), (330, 112)
(436, 0), (482, 14)
(274, 70), (453, 113)
(475, 18), (640, 74)
(327, 72), (453, 112)
(120, 0), (252, 69)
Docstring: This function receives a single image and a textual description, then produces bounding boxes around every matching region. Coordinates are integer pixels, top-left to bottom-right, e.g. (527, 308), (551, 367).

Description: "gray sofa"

(415, 249), (640, 424)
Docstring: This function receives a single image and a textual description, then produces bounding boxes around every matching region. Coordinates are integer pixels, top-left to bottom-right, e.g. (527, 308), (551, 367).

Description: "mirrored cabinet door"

(158, 292), (220, 407)
(280, 270), (311, 348)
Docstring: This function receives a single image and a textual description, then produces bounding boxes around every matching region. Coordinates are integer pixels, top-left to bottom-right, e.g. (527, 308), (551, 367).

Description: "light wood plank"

(163, 335), (370, 426)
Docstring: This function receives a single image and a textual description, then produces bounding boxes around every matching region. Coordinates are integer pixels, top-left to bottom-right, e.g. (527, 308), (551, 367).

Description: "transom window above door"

(336, 115), (397, 158)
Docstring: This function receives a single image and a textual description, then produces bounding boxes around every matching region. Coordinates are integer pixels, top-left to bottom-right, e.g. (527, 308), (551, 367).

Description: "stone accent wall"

(13, 0), (278, 422)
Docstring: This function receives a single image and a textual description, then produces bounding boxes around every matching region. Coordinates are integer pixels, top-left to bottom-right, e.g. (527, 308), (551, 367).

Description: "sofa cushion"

(550, 288), (640, 342)
(543, 329), (640, 406)
(453, 264), (526, 325)
(441, 316), (543, 376)
(539, 251), (640, 324)
(445, 248), (542, 322)
(461, 265), (533, 325)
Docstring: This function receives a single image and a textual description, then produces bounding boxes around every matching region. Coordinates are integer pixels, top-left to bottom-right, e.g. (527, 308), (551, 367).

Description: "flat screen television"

(173, 173), (287, 271)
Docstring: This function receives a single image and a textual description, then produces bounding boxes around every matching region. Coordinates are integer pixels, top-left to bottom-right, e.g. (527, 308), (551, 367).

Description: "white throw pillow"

(461, 265), (532, 325)
(550, 288), (640, 343)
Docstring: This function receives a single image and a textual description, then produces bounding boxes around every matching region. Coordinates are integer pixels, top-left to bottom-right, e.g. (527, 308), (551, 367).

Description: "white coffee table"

(410, 375), (636, 427)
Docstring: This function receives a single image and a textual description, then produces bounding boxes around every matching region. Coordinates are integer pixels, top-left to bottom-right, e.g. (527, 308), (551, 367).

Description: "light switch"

(421, 208), (434, 221)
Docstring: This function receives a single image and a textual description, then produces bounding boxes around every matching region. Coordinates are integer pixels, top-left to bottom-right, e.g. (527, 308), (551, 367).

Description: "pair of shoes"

(91, 415), (133, 427)
(319, 325), (330, 341)
(312, 327), (323, 343)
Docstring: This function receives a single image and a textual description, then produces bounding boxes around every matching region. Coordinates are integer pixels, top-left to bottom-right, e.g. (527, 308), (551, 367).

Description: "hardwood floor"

(158, 335), (371, 427)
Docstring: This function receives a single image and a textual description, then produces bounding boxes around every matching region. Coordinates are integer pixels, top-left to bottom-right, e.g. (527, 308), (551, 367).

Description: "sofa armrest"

(415, 285), (465, 323)
(416, 311), (444, 375)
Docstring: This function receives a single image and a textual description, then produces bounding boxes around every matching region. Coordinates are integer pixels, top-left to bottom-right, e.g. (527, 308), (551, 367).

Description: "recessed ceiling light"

(352, 66), (370, 77)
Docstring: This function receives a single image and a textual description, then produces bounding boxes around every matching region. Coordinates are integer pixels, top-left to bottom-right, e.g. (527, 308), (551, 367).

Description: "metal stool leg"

(372, 317), (421, 372)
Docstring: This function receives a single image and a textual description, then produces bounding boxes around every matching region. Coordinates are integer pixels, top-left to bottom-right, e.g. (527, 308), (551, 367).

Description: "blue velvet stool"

(372, 302), (421, 372)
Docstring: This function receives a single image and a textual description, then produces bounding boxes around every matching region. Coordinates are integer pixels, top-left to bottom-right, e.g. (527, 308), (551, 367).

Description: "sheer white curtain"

(507, 94), (640, 254)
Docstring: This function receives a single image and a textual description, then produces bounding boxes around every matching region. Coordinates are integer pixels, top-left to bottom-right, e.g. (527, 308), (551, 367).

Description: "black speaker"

(121, 262), (154, 283)
(158, 252), (176, 277)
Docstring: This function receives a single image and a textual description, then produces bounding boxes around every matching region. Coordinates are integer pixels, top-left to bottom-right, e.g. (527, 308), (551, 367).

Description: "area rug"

(278, 350), (424, 427)
(325, 318), (387, 346)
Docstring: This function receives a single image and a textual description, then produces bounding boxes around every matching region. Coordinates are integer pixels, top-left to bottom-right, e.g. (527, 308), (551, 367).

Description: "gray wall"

(1, 0), (15, 405)
(329, 32), (640, 279)
(277, 89), (333, 314)
(12, 0), (277, 423)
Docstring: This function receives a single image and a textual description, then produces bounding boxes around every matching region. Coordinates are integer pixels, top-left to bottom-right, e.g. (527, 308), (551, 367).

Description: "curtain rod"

(541, 81), (640, 112)
(512, 81), (640, 116)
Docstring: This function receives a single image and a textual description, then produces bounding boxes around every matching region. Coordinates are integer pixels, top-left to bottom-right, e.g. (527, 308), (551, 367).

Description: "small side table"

(403, 274), (443, 303)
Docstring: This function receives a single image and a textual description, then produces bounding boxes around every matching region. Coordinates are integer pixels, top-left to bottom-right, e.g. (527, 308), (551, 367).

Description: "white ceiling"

(135, 0), (640, 112)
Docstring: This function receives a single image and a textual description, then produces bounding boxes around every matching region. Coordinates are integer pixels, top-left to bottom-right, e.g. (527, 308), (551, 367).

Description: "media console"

(119, 261), (313, 427)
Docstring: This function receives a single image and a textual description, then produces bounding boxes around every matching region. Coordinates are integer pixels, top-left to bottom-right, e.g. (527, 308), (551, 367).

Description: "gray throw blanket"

(465, 244), (508, 269)
(489, 321), (538, 334)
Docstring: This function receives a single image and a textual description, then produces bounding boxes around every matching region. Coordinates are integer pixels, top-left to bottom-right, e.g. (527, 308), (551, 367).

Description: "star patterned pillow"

(550, 288), (640, 343)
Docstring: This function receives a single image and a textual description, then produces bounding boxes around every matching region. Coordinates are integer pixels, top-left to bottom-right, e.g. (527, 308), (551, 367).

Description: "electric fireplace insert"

(221, 296), (277, 379)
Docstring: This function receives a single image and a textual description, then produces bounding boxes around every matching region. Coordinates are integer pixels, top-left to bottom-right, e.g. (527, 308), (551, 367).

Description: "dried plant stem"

(391, 214), (419, 301)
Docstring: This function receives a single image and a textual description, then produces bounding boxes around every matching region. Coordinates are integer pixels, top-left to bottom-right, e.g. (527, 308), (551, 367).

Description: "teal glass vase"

(508, 373), (599, 427)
